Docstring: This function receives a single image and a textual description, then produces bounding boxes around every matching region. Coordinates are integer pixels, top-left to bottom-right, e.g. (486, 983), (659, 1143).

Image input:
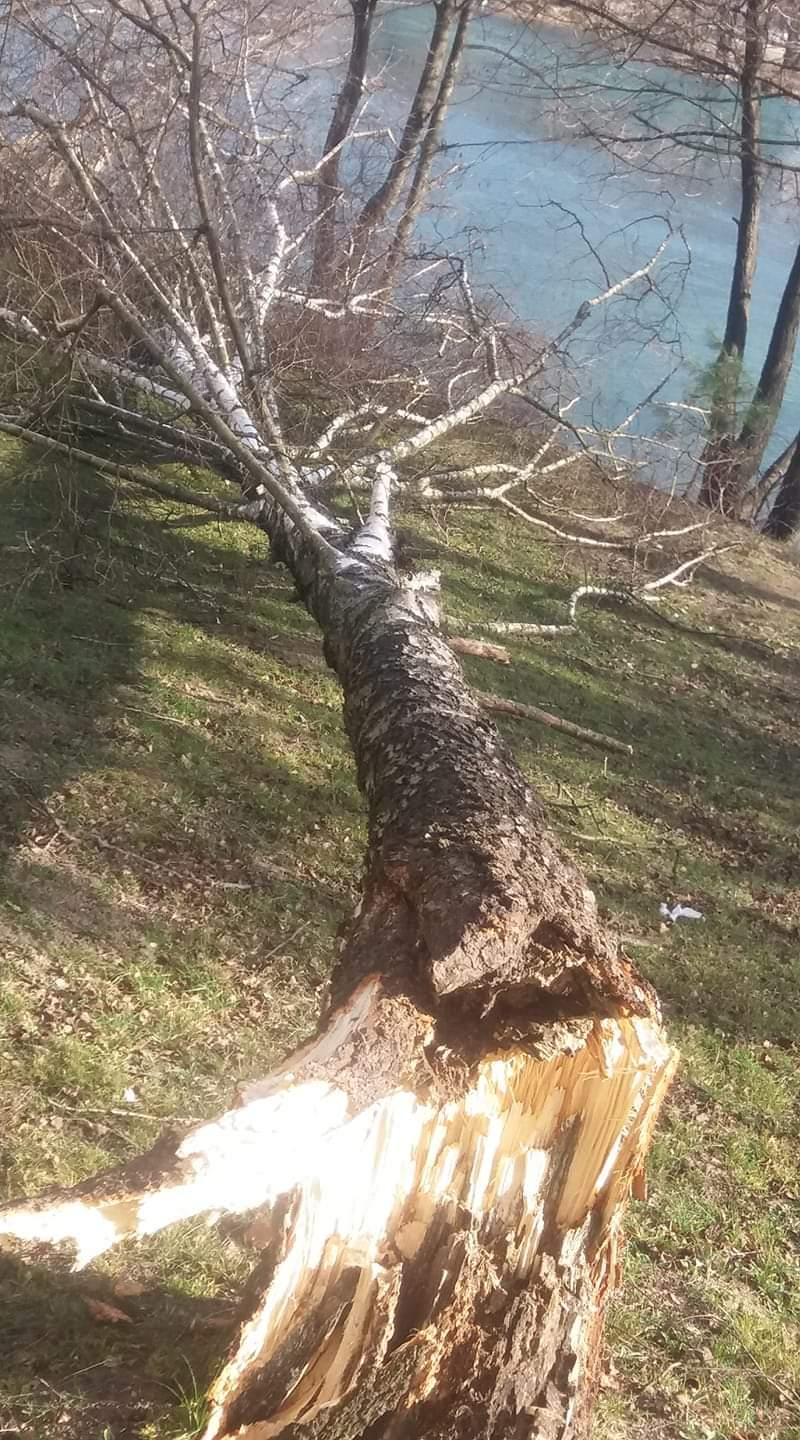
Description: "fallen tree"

(0, 408), (675, 1440)
(0, 5), (677, 1436)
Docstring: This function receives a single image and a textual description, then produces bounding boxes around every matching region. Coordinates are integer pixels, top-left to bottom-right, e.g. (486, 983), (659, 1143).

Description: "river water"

(371, 5), (800, 477)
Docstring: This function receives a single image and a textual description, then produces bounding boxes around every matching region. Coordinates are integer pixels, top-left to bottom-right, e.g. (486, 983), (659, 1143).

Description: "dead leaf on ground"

(112, 1278), (146, 1297)
(83, 1296), (133, 1324)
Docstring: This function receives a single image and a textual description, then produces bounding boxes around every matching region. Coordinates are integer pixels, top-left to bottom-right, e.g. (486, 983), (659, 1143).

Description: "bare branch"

(477, 690), (633, 755)
(0, 416), (262, 520)
(344, 233), (672, 479)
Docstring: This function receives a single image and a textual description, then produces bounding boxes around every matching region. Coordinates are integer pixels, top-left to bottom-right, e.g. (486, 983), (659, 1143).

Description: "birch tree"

(0, 5), (678, 1437)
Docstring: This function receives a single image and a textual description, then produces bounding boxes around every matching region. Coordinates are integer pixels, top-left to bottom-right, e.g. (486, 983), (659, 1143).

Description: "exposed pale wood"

(0, 977), (676, 1440)
(447, 636), (512, 664)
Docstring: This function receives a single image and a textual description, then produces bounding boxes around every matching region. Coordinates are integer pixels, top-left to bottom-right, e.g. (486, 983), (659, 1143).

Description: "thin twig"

(476, 691), (632, 755)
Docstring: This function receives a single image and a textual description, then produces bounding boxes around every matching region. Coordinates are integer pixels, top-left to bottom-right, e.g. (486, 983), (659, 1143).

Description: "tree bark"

(750, 431), (799, 521)
(0, 519), (675, 1439)
(354, 0), (455, 242)
(720, 0), (763, 366)
(784, 12), (800, 73)
(311, 0), (378, 295)
(1, 974), (673, 1440)
(380, 0), (474, 287)
(729, 235), (800, 501)
(762, 429), (800, 537)
(698, 0), (764, 513)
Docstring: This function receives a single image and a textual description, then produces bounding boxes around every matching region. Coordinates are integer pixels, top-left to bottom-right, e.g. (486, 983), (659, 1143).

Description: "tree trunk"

(698, 0), (764, 513)
(750, 432), (799, 521)
(784, 12), (800, 72)
(311, 0), (378, 295)
(0, 537), (675, 1440)
(380, 1), (474, 291)
(728, 236), (800, 503)
(2, 974), (673, 1440)
(762, 430), (800, 537)
(354, 0), (455, 242)
(720, 0), (763, 366)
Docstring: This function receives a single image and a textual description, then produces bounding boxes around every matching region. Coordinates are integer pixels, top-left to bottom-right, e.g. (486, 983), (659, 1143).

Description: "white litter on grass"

(122, 1088), (140, 1104)
(659, 902), (704, 924)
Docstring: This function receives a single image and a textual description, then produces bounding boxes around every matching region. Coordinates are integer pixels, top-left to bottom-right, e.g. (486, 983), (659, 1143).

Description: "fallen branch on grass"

(413, 469), (711, 554)
(640, 545), (737, 592)
(470, 548), (740, 640)
(446, 636), (511, 664)
(476, 691), (633, 755)
(0, 418), (262, 522)
(472, 585), (636, 637)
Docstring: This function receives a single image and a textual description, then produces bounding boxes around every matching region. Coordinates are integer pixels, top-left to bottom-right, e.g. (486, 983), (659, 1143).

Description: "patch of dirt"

(746, 885), (800, 938)
(1, 849), (149, 951)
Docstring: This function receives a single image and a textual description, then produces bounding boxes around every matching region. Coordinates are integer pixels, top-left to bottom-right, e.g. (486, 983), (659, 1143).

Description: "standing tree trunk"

(698, 0), (764, 513)
(381, 0), (475, 291)
(354, 0), (456, 246)
(726, 235), (800, 504)
(311, 0), (378, 295)
(762, 427), (800, 536)
(784, 12), (800, 72)
(0, 482), (676, 1440)
(750, 431), (799, 521)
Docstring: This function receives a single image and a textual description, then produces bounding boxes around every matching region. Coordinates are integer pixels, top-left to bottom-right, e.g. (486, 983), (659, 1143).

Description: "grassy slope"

(0, 432), (798, 1440)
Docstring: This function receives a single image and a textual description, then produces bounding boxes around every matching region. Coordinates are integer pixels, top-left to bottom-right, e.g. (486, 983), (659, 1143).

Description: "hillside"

(1, 432), (799, 1440)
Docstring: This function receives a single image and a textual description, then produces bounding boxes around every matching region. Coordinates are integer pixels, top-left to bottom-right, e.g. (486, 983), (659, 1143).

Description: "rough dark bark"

(698, 0), (764, 513)
(750, 432), (799, 521)
(720, 0), (763, 366)
(729, 235), (800, 501)
(311, 0), (378, 294)
(762, 430), (800, 537)
(310, 565), (642, 1014)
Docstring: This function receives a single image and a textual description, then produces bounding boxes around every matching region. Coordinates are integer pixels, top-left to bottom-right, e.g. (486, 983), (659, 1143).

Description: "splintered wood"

(0, 978), (675, 1439)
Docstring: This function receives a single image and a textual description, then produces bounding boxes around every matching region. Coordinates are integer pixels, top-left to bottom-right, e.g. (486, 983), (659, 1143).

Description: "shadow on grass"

(0, 1252), (235, 1440)
(0, 450), (142, 868)
(0, 443), (359, 888)
(0, 445), (357, 1438)
(700, 557), (800, 614)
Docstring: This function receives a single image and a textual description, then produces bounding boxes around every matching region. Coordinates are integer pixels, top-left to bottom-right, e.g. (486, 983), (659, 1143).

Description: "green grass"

(1, 435), (799, 1439)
